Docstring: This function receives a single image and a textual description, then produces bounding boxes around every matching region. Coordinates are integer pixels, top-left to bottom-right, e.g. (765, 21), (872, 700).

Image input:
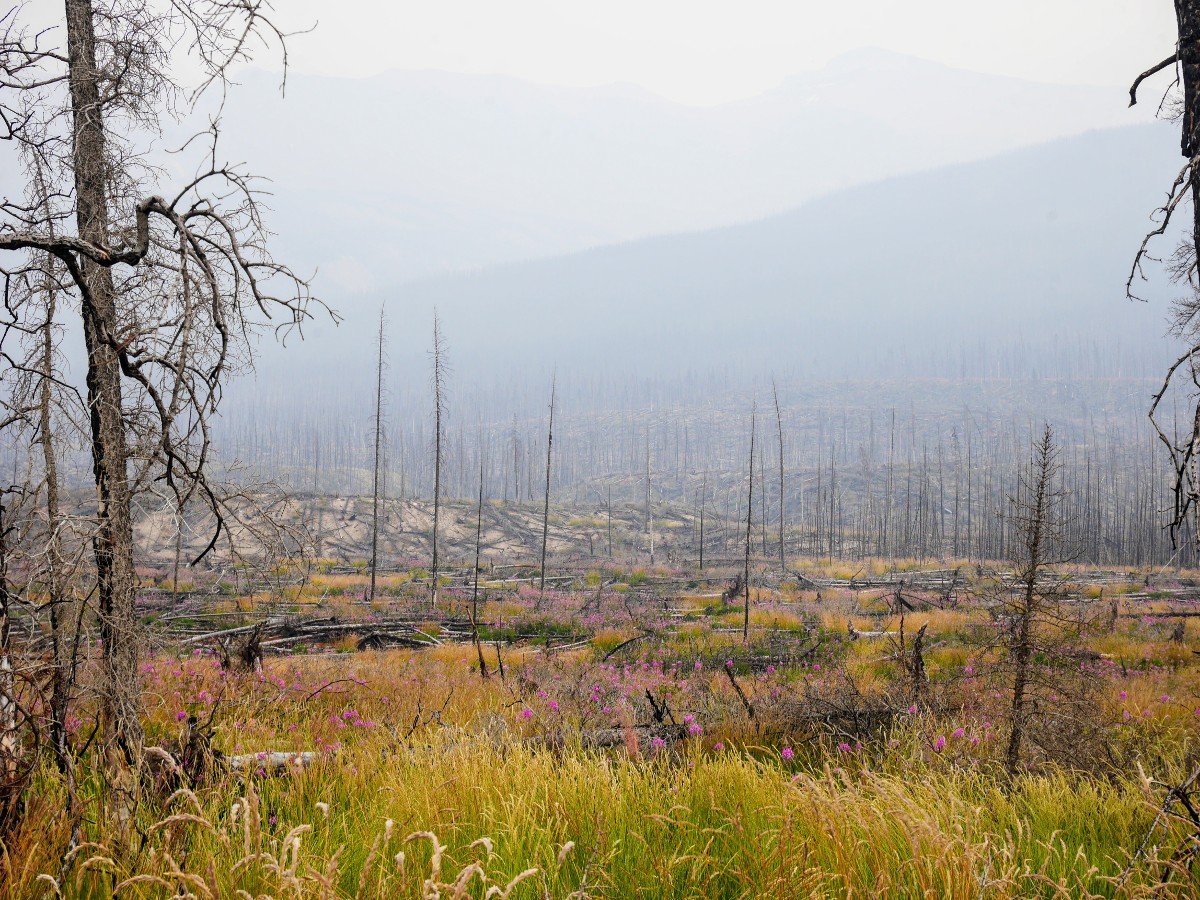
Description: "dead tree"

(772, 379), (786, 572)
(217, 624), (263, 674)
(369, 306), (387, 603)
(1131, 6), (1200, 555)
(975, 425), (1093, 776)
(743, 403), (756, 644)
(0, 0), (325, 804)
(538, 374), (555, 604)
(908, 622), (928, 706)
(430, 312), (447, 607)
(472, 457), (489, 678)
(0, 489), (18, 830)
(645, 426), (654, 564)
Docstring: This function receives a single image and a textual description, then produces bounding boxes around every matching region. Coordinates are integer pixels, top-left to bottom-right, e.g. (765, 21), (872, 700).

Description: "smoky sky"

(14, 0), (1179, 105)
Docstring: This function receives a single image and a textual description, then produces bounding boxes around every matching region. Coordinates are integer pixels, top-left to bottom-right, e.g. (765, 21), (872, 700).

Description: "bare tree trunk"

(743, 404), (756, 644)
(829, 444), (836, 563)
(1005, 425), (1055, 777)
(430, 312), (446, 607)
(0, 494), (19, 830)
(773, 380), (785, 572)
(369, 307), (386, 603)
(607, 484), (613, 558)
(1179, 2), (1200, 268)
(472, 458), (489, 678)
(645, 428), (654, 565)
(36, 278), (77, 793)
(65, 0), (144, 797)
(759, 438), (768, 555)
(538, 374), (556, 603)
(698, 469), (707, 572)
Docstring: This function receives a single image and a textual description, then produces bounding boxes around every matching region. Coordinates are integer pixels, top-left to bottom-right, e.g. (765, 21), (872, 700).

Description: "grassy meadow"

(6, 560), (1200, 898)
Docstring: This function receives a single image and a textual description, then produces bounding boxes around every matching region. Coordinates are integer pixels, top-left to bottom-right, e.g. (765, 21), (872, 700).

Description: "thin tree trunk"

(646, 428), (654, 565)
(759, 439), (768, 555)
(65, 0), (144, 795)
(538, 374), (556, 603)
(472, 458), (489, 678)
(1005, 426), (1053, 777)
(0, 494), (18, 828)
(743, 404), (756, 644)
(607, 484), (613, 558)
(699, 469), (707, 572)
(430, 312), (445, 607)
(369, 306), (386, 603)
(37, 275), (77, 793)
(773, 380), (785, 572)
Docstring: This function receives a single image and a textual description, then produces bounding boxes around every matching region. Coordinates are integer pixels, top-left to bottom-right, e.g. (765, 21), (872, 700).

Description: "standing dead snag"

(645, 427), (654, 565)
(472, 458), (489, 679)
(908, 622), (928, 706)
(0, 490), (19, 830)
(1132, 5), (1200, 556)
(430, 312), (447, 607)
(743, 402), (756, 644)
(369, 306), (387, 603)
(972, 425), (1093, 777)
(1005, 427), (1059, 775)
(772, 379), (785, 573)
(0, 0), (325, 805)
(538, 373), (556, 606)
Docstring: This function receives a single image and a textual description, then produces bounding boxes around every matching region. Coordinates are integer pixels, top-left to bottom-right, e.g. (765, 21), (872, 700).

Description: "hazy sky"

(266, 0), (1177, 104)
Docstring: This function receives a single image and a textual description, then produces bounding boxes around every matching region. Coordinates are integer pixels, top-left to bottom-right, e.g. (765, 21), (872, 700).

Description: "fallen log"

(181, 621), (281, 645)
(227, 751), (319, 772)
(530, 725), (679, 751)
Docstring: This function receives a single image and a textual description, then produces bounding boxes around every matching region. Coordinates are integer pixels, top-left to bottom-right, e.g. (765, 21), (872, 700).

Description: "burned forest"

(1, 2), (1200, 898)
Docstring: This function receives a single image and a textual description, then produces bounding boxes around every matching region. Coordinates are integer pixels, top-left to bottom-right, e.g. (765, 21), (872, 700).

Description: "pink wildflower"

(781, 747), (795, 761)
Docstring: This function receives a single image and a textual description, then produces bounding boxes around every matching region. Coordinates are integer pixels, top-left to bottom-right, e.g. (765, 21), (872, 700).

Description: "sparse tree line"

(128, 364), (1192, 568)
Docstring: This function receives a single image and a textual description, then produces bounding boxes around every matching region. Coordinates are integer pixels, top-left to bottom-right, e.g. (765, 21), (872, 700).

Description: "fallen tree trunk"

(226, 751), (319, 772)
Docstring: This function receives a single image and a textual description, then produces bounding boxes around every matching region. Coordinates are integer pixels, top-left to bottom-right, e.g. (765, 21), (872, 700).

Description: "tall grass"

(9, 738), (1193, 898)
(4, 647), (1197, 898)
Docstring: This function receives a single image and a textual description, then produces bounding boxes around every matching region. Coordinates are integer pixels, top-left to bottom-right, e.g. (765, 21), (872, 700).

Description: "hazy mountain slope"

(211, 51), (1151, 289)
(308, 124), (1180, 379)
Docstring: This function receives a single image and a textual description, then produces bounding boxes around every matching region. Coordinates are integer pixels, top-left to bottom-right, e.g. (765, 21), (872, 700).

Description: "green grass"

(15, 734), (1189, 899)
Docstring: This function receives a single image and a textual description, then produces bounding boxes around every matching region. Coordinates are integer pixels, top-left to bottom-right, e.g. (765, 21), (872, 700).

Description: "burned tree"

(430, 312), (447, 607)
(538, 373), (556, 603)
(1131, 5), (1200, 554)
(369, 306), (387, 603)
(974, 426), (1095, 776)
(0, 0), (324, 800)
(772, 378), (785, 572)
(472, 457), (489, 679)
(743, 402), (756, 644)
